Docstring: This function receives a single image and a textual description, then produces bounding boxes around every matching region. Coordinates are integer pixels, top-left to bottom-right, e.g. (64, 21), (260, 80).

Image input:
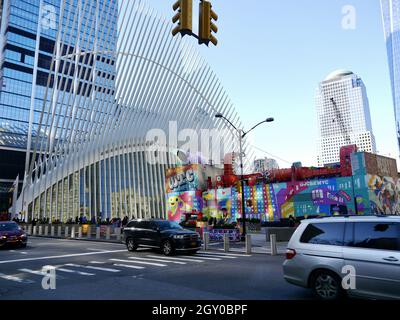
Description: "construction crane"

(330, 98), (351, 145)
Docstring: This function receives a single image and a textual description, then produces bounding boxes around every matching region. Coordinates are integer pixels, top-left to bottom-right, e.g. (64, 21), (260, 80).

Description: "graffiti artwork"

(367, 175), (400, 215)
(166, 191), (203, 222)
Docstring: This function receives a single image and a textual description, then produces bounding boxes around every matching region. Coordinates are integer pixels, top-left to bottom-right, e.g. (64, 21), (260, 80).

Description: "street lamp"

(215, 113), (274, 241)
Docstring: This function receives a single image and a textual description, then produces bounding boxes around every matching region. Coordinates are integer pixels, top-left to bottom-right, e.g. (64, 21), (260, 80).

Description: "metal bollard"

(65, 226), (69, 238)
(27, 225), (32, 236)
(87, 226), (91, 239)
(32, 226), (37, 236)
(245, 234), (252, 254)
(106, 227), (111, 240)
(203, 232), (209, 251)
(96, 227), (100, 239)
(223, 233), (230, 252)
(270, 234), (277, 256)
(71, 226), (75, 239)
(115, 228), (121, 241)
(44, 225), (49, 236)
(51, 226), (55, 237)
(38, 226), (43, 236)
(57, 226), (62, 237)
(78, 227), (82, 238)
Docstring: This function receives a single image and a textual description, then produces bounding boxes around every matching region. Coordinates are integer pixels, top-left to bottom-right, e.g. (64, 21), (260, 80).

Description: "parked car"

(122, 219), (202, 256)
(283, 215), (400, 300)
(0, 221), (28, 248)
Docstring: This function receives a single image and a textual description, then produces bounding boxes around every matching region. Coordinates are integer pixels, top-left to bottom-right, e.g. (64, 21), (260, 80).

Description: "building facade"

(381, 0), (400, 156)
(0, 0), (118, 213)
(316, 70), (376, 167)
(11, 0), (245, 222)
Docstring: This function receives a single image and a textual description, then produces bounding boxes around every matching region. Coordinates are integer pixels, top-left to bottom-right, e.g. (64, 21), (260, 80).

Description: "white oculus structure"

(12, 0), (251, 222)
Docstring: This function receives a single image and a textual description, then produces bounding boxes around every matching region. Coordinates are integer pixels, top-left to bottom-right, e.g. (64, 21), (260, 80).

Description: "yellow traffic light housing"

(172, 0), (193, 37)
(199, 0), (218, 46)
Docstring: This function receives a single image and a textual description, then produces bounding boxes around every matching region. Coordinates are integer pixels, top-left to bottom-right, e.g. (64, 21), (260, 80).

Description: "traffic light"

(172, 0), (193, 37)
(199, 0), (218, 46)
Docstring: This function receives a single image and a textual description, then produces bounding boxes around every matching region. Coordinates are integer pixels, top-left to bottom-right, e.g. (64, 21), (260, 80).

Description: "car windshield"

(156, 221), (183, 231)
(0, 223), (19, 231)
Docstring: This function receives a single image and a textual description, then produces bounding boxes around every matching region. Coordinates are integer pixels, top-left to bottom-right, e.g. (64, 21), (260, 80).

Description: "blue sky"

(150, 0), (397, 167)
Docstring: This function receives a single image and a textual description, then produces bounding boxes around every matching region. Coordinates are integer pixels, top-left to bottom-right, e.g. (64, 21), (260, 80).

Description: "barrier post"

(224, 233), (230, 252)
(270, 234), (277, 256)
(245, 234), (252, 254)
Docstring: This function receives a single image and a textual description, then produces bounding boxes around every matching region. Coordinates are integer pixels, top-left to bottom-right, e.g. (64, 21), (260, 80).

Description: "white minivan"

(283, 216), (400, 300)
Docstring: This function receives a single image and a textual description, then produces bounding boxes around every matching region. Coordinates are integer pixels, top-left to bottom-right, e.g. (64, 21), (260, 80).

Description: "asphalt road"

(0, 237), (312, 300)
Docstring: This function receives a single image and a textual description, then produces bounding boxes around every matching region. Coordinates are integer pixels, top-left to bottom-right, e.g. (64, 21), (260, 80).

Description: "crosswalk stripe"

(110, 259), (166, 267)
(200, 251), (252, 257)
(127, 256), (186, 265)
(214, 248), (252, 257)
(195, 254), (236, 259)
(18, 268), (65, 279)
(89, 261), (106, 264)
(113, 263), (145, 270)
(57, 268), (95, 276)
(0, 272), (34, 284)
(145, 255), (204, 263)
(180, 255), (221, 261)
(65, 264), (120, 273)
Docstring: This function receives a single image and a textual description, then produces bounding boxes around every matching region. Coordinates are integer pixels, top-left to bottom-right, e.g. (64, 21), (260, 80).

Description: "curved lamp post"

(215, 113), (274, 241)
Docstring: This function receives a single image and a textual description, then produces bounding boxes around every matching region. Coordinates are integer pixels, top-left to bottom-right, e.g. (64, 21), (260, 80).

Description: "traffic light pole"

(238, 129), (247, 241)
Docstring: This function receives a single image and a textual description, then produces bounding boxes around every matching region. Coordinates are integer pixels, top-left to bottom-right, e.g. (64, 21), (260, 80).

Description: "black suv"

(122, 219), (202, 256)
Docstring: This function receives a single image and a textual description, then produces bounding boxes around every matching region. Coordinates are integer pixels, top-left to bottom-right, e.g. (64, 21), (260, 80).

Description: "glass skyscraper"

(381, 0), (400, 154)
(0, 0), (118, 213)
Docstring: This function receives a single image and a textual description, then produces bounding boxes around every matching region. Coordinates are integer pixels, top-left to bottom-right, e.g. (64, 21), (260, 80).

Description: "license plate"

(191, 242), (197, 247)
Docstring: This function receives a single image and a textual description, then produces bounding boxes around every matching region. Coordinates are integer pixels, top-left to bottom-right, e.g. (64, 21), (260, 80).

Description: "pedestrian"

(122, 215), (128, 227)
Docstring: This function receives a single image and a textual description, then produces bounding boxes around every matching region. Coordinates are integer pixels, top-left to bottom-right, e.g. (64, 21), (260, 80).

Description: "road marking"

(180, 255), (221, 261)
(195, 254), (236, 259)
(89, 261), (106, 264)
(110, 259), (166, 267)
(127, 256), (186, 265)
(200, 251), (252, 257)
(20, 252), (28, 255)
(57, 268), (95, 276)
(113, 263), (145, 270)
(0, 272), (34, 284)
(0, 249), (127, 265)
(18, 268), (65, 279)
(145, 255), (204, 263)
(65, 263), (121, 273)
(86, 248), (109, 252)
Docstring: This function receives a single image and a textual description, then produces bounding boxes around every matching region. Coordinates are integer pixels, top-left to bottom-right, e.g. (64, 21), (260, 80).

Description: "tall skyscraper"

(381, 0), (400, 154)
(0, 0), (118, 213)
(316, 70), (376, 167)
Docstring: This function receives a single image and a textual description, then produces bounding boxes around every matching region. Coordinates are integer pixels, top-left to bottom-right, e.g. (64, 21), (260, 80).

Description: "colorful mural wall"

(167, 191), (203, 222)
(166, 152), (400, 222)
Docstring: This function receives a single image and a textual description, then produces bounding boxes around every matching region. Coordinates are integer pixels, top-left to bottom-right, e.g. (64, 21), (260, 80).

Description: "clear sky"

(149, 0), (397, 168)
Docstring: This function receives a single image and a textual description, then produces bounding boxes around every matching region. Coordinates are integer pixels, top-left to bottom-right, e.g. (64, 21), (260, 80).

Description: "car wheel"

(311, 270), (345, 300)
(126, 238), (138, 252)
(20, 243), (27, 248)
(161, 240), (174, 256)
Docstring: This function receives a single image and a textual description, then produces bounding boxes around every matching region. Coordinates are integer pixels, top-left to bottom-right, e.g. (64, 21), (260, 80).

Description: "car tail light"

(285, 249), (296, 260)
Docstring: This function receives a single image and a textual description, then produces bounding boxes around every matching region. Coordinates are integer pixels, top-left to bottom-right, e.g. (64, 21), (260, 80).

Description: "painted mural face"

(368, 175), (400, 215)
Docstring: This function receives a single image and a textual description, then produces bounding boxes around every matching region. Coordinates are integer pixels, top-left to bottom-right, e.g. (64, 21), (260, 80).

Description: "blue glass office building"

(381, 0), (400, 154)
(0, 0), (118, 213)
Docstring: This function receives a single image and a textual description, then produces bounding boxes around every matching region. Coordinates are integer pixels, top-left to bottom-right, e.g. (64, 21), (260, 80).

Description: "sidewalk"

(29, 231), (288, 255)
(207, 232), (288, 255)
